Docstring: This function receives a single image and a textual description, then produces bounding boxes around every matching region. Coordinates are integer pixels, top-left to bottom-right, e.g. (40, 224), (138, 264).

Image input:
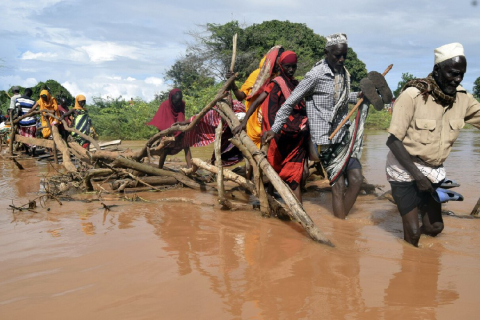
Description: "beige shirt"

(388, 86), (480, 166)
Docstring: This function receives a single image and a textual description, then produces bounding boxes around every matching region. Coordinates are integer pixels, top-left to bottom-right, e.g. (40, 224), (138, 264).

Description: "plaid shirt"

(271, 59), (358, 145)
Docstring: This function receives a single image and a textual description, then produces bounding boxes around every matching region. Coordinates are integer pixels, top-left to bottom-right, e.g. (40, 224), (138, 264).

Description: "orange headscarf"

(74, 94), (86, 110)
(37, 90), (58, 111)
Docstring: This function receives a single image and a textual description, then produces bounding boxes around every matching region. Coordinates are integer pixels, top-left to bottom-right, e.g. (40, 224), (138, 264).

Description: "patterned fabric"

(262, 76), (308, 190)
(15, 96), (37, 126)
(270, 59), (358, 145)
(19, 125), (36, 147)
(385, 150), (446, 183)
(403, 74), (455, 107)
(320, 102), (370, 185)
(71, 109), (91, 145)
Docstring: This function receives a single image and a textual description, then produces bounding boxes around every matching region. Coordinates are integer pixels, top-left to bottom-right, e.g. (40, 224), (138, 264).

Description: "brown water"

(1, 130), (480, 319)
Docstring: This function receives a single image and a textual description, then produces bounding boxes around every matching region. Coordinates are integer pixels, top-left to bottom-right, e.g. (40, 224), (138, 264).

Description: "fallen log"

(216, 101), (333, 246)
(111, 156), (212, 191)
(15, 134), (55, 149)
(84, 169), (115, 191)
(112, 176), (178, 190)
(51, 126), (76, 172)
(184, 158), (256, 195)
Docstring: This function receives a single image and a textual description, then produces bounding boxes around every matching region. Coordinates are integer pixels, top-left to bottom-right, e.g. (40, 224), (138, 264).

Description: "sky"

(0, 0), (479, 102)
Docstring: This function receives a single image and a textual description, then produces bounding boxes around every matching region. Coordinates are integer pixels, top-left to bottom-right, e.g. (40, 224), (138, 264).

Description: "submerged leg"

(402, 208), (421, 247)
(420, 196), (444, 237)
(332, 176), (347, 219)
(343, 168), (363, 217)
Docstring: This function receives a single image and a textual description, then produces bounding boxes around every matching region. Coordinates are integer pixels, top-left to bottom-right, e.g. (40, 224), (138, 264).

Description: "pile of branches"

(7, 75), (334, 246)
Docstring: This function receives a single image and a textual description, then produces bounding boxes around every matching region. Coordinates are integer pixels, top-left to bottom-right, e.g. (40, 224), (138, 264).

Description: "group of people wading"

(150, 33), (480, 247)
(7, 88), (93, 154)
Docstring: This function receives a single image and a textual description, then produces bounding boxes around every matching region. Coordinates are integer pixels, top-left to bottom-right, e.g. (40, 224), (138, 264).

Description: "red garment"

(261, 53), (309, 191)
(147, 88), (185, 136)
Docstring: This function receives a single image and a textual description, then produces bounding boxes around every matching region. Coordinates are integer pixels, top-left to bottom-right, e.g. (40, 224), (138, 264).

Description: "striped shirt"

(15, 96), (37, 126)
(270, 59), (358, 145)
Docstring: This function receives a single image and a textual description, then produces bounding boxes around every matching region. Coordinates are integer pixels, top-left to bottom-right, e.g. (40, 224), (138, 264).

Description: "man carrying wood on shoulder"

(263, 33), (392, 219)
(386, 43), (480, 247)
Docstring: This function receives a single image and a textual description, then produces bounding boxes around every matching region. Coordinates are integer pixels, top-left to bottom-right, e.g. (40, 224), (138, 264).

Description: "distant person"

(35, 90), (60, 138)
(227, 45), (284, 148)
(386, 43), (480, 247)
(8, 86), (21, 118)
(15, 88), (37, 154)
(147, 88), (192, 168)
(62, 95), (92, 149)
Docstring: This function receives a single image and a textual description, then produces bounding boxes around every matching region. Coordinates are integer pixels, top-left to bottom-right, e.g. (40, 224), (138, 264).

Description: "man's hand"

(262, 130), (275, 144)
(413, 174), (435, 194)
(232, 122), (246, 135)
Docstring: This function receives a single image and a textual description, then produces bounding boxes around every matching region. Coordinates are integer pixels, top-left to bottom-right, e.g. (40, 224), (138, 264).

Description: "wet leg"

(343, 168), (363, 217)
(401, 208), (421, 247)
(292, 185), (302, 204)
(332, 176), (347, 219)
(158, 150), (167, 169)
(420, 197), (444, 237)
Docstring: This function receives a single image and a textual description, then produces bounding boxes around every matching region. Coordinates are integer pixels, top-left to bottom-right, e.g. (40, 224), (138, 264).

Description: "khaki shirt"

(388, 86), (480, 166)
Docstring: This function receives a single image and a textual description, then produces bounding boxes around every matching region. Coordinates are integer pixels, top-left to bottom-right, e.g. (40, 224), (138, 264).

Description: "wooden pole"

(46, 120), (58, 164)
(216, 101), (333, 246)
(229, 33), (238, 72)
(471, 196), (480, 216)
(9, 113), (15, 156)
(329, 64), (393, 140)
(215, 120), (225, 204)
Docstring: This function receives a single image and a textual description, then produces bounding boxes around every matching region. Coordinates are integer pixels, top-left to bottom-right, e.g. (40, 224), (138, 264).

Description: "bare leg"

(292, 185), (302, 204)
(420, 196), (444, 237)
(343, 168), (363, 217)
(158, 150), (167, 169)
(402, 208), (422, 247)
(184, 147), (192, 168)
(332, 176), (347, 219)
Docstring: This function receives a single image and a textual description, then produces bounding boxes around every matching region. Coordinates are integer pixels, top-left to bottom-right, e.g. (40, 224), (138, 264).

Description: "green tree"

(393, 72), (416, 98)
(473, 76), (480, 98)
(167, 20), (367, 92)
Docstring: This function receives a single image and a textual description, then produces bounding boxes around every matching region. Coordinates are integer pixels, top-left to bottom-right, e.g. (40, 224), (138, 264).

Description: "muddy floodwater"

(1, 130), (480, 319)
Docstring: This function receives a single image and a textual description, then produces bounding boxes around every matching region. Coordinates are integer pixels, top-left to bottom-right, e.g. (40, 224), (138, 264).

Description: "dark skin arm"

(226, 71), (246, 101)
(386, 135), (434, 193)
(232, 92), (267, 135)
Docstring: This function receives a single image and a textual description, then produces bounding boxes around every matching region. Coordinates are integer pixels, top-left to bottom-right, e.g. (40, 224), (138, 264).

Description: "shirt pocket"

(414, 119), (436, 144)
(448, 118), (464, 145)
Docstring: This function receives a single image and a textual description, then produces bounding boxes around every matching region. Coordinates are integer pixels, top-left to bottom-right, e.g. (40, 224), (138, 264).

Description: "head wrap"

(147, 88), (185, 134)
(325, 33), (348, 48)
(279, 51), (297, 65)
(434, 43), (465, 65)
(74, 94), (87, 110)
(37, 89), (58, 111)
(248, 45), (283, 100)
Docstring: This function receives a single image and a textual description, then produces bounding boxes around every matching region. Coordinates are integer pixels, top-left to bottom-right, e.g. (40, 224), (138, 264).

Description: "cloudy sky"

(1, 0), (479, 102)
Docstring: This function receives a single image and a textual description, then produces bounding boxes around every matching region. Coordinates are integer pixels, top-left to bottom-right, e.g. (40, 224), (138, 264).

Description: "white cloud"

(81, 42), (140, 62)
(20, 51), (58, 60)
(145, 77), (163, 86)
(126, 77), (136, 81)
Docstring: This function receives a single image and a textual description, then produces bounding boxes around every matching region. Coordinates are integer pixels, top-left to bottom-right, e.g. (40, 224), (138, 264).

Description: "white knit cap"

(434, 43), (465, 64)
(325, 33), (348, 48)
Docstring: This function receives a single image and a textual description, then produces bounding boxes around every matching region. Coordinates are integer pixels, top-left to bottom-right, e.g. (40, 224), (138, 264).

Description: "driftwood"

(51, 126), (76, 172)
(15, 134), (55, 149)
(183, 158), (256, 195)
(216, 101), (333, 246)
(111, 156), (212, 191)
(112, 176), (177, 190)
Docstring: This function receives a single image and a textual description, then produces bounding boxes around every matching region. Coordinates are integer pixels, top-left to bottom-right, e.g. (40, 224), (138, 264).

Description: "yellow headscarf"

(74, 94), (86, 110)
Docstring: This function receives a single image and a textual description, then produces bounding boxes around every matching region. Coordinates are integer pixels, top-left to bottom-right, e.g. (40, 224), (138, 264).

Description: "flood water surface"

(1, 130), (480, 319)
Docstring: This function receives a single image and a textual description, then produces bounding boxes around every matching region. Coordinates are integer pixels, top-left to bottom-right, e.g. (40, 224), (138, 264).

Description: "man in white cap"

(386, 43), (480, 247)
(263, 33), (391, 219)
(8, 86), (21, 117)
